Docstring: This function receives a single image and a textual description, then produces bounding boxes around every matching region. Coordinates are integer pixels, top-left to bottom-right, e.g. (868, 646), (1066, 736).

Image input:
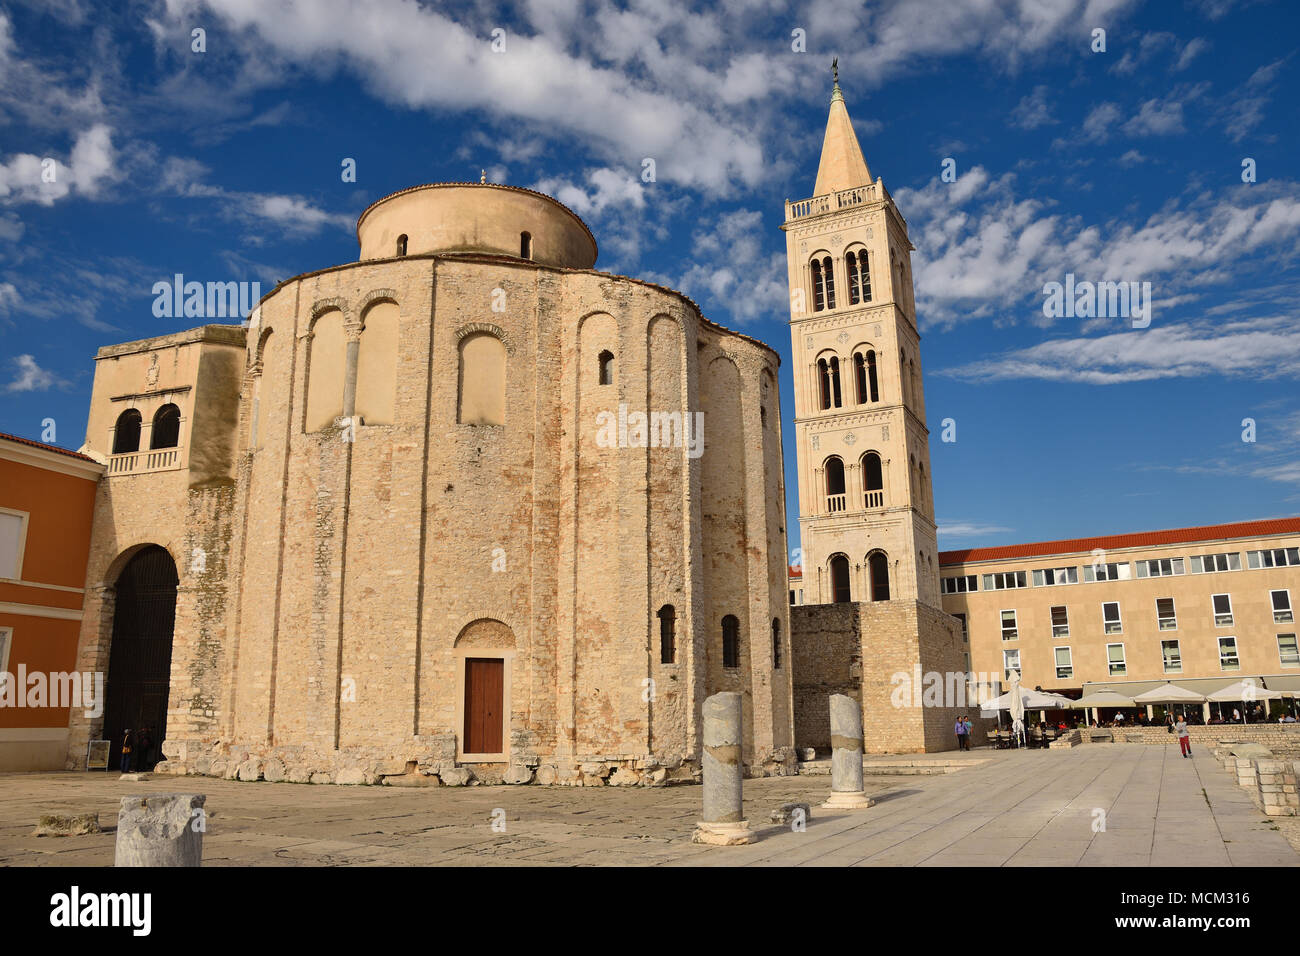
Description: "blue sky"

(1, 0), (1297, 557)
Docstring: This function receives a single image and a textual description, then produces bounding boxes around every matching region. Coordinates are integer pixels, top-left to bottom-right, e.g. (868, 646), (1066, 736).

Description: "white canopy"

(1070, 690), (1136, 709)
(1205, 680), (1287, 702)
(979, 687), (1074, 713)
(1131, 682), (1207, 704)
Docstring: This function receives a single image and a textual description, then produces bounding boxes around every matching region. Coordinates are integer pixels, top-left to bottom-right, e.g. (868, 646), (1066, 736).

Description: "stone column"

(693, 692), (753, 845)
(341, 339), (360, 418)
(115, 794), (206, 867)
(823, 693), (874, 809)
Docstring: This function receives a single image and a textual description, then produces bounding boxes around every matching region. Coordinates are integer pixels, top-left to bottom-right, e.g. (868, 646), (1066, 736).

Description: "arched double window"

(853, 349), (879, 404)
(112, 409), (142, 454)
(598, 350), (615, 385)
(847, 248), (871, 304)
(772, 618), (782, 668)
(868, 550), (890, 602)
(150, 404), (181, 449)
(811, 255), (835, 311)
(721, 615), (740, 669)
(458, 332), (507, 425)
(658, 605), (676, 664)
(830, 554), (851, 603)
(862, 451), (884, 508)
(817, 355), (842, 410)
(824, 456), (846, 513)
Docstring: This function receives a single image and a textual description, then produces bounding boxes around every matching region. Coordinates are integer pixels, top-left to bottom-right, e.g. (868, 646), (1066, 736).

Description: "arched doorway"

(102, 546), (178, 771)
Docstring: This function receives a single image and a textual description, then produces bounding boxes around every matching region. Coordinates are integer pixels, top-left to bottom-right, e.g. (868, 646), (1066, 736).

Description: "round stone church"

(67, 180), (794, 786)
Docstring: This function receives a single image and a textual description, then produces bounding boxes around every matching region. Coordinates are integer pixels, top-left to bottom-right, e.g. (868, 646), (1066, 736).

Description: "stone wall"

(1069, 724), (1300, 754)
(791, 603), (861, 751)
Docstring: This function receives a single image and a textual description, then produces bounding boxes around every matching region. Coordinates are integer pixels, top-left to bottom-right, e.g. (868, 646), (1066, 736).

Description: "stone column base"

(822, 790), (875, 810)
(692, 820), (754, 846)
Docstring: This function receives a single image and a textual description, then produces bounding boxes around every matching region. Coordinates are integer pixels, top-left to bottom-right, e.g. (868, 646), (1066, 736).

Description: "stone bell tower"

(782, 63), (940, 611)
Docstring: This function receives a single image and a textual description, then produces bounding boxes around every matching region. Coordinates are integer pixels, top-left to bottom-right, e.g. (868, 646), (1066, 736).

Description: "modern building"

(938, 518), (1300, 714)
(63, 180), (794, 785)
(0, 433), (103, 770)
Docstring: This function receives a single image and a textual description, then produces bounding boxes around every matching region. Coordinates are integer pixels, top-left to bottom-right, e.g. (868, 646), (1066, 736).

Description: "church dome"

(355, 181), (598, 268)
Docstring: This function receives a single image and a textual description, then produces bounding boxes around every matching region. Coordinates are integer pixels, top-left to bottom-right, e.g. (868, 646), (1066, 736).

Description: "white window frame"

(1190, 552), (1241, 573)
(1272, 589), (1293, 624)
(1211, 593), (1233, 627)
(1033, 566), (1079, 587)
(953, 612), (968, 642)
(1053, 645), (1073, 680)
(0, 626), (11, 676)
(1218, 636), (1240, 671)
(1136, 557), (1185, 578)
(0, 507), (30, 582)
(1160, 639), (1182, 674)
(1002, 648), (1020, 679)
(1000, 608), (1018, 641)
(983, 571), (1028, 591)
(1278, 633), (1299, 668)
(1156, 597), (1177, 631)
(1084, 561), (1131, 582)
(1102, 601), (1123, 635)
(1106, 642), (1127, 677)
(1248, 547), (1300, 569)
(1050, 604), (1070, 638)
(941, 575), (978, 594)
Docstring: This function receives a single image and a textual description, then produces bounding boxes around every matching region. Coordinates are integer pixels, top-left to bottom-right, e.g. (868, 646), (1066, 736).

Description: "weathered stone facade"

(66, 182), (794, 785)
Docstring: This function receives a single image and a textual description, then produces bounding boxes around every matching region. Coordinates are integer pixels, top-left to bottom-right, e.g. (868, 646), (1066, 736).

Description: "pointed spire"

(812, 60), (872, 197)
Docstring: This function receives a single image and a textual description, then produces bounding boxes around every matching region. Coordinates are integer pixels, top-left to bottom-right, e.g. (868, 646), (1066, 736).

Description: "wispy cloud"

(5, 353), (69, 392)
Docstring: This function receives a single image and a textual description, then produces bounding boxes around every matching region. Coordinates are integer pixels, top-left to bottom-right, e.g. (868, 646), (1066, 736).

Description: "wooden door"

(464, 658), (504, 754)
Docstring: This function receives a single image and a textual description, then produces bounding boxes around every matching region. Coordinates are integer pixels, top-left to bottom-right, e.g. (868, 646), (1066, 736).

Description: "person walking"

(954, 715), (969, 751)
(1175, 716), (1191, 758)
(119, 728), (134, 773)
(962, 715), (973, 747)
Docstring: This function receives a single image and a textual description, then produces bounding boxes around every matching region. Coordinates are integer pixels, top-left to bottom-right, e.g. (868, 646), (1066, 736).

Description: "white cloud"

(673, 208), (787, 324)
(0, 123), (117, 206)
(5, 353), (67, 392)
(1009, 86), (1056, 129)
(937, 520), (1014, 539)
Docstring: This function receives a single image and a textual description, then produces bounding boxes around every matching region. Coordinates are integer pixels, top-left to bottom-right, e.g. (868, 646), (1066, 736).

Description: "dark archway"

(830, 554), (851, 603)
(102, 546), (178, 772)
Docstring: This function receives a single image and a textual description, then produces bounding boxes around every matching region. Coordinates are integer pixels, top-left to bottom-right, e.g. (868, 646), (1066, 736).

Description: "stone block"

(115, 794), (205, 867)
(34, 813), (102, 837)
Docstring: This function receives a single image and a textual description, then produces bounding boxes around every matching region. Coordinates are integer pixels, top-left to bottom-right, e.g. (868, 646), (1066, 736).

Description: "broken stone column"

(115, 794), (206, 867)
(823, 694), (874, 810)
(692, 692), (753, 846)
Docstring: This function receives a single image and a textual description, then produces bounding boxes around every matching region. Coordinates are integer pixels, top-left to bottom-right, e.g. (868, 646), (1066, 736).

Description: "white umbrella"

(1132, 682), (1207, 704)
(978, 687), (1073, 712)
(1008, 669), (1026, 747)
(1070, 690), (1136, 727)
(1206, 679), (1285, 723)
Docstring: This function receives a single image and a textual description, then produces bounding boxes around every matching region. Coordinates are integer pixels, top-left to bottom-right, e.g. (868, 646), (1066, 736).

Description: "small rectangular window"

(954, 612), (968, 642)
(1218, 637), (1240, 671)
(941, 575), (978, 594)
(1137, 557), (1185, 578)
(1050, 605), (1069, 638)
(1272, 589), (1293, 624)
(1278, 634), (1299, 667)
(0, 626), (11, 675)
(1003, 648), (1020, 678)
(1161, 639), (1182, 673)
(1248, 548), (1300, 569)
(1054, 646), (1073, 680)
(984, 571), (1028, 591)
(1212, 593), (1233, 626)
(1000, 609), (1018, 641)
(1033, 566), (1079, 587)
(1191, 552), (1241, 573)
(1102, 601), (1122, 635)
(1084, 561), (1131, 582)
(0, 509), (28, 581)
(1107, 643), (1126, 677)
(1156, 597), (1177, 630)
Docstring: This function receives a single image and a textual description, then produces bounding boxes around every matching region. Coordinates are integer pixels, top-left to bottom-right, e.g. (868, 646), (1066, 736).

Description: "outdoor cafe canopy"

(979, 687), (1074, 713)
(1131, 682), (1207, 704)
(1069, 690), (1136, 710)
(1205, 680), (1288, 702)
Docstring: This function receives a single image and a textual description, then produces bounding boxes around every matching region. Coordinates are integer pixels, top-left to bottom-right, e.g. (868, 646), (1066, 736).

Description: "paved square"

(1, 746), (1295, 866)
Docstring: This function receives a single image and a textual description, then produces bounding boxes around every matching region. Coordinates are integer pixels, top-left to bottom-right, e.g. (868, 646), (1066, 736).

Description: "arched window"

(828, 356), (842, 407)
(722, 615), (740, 669)
(150, 404), (181, 449)
(866, 350), (879, 402)
(869, 551), (890, 602)
(458, 332), (507, 425)
(306, 309), (346, 433)
(847, 251), (861, 305)
(520, 231), (532, 259)
(396, 234), (408, 257)
(821, 256), (835, 309)
(818, 358), (830, 409)
(598, 350), (615, 385)
(863, 452), (884, 508)
(825, 456), (846, 513)
(918, 461), (928, 508)
(772, 618), (782, 668)
(658, 605), (676, 664)
(830, 554), (851, 603)
(909, 453), (918, 500)
(859, 250), (872, 301)
(853, 352), (867, 404)
(900, 348), (909, 406)
(910, 358), (919, 410)
(356, 301), (399, 426)
(811, 259), (825, 312)
(112, 409), (142, 454)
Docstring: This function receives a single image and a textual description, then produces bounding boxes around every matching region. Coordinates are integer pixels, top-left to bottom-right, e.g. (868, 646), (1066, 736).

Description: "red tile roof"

(939, 517), (1300, 566)
(0, 431), (98, 463)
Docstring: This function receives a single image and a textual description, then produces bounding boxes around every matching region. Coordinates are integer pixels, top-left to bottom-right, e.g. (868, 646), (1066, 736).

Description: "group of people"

(118, 727), (155, 773)
(953, 715), (974, 750)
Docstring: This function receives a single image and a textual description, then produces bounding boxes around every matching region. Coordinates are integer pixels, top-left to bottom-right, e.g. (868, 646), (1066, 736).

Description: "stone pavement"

(0, 745), (1294, 866)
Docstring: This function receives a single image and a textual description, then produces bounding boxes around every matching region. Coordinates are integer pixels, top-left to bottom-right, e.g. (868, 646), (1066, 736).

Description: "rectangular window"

(1247, 547), (1300, 569)
(1218, 637), (1240, 671)
(1272, 589), (1293, 624)
(789, 590), (795, 606)
(1083, 561), (1131, 582)
(1190, 552), (1242, 573)
(0, 626), (11, 675)
(982, 571), (1028, 591)
(953, 612), (968, 642)
(1032, 566), (1079, 587)
(1279, 634), (1299, 667)
(1102, 601), (1123, 635)
(1161, 639), (1182, 674)
(1054, 646), (1073, 680)
(1003, 648), (1020, 678)
(1050, 605), (1070, 638)
(1000, 609), (1018, 641)
(1136, 557), (1185, 578)
(941, 575), (978, 594)
(1107, 643), (1126, 677)
(1212, 593), (1233, 626)
(1156, 597), (1177, 630)
(0, 509), (28, 581)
